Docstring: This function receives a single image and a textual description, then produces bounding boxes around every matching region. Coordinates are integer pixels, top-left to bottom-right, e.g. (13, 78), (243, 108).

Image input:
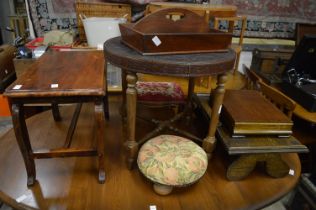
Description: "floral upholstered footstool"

(137, 135), (208, 195)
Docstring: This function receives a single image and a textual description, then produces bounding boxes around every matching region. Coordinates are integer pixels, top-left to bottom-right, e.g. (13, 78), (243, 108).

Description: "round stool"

(137, 135), (208, 195)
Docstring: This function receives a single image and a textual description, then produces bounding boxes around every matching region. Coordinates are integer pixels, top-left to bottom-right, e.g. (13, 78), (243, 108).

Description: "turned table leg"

(125, 72), (138, 169)
(95, 101), (106, 183)
(120, 69), (127, 118)
(11, 103), (36, 186)
(227, 153), (290, 181)
(203, 73), (227, 159)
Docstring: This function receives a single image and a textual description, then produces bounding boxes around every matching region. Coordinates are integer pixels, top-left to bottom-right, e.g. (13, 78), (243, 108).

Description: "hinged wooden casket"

(221, 90), (293, 137)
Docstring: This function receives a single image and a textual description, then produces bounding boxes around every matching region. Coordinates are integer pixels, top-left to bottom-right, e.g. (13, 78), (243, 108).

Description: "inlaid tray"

(119, 8), (232, 55)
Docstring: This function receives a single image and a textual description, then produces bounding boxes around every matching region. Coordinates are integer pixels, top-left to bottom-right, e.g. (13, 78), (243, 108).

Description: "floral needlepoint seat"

(137, 135), (208, 195)
(136, 82), (185, 104)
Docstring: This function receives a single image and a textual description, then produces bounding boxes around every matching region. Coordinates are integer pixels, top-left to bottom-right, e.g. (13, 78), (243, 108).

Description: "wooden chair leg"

(233, 51), (241, 75)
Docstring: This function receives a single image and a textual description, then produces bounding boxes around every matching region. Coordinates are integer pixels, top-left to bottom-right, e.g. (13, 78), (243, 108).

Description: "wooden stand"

(194, 94), (308, 180)
(217, 126), (308, 181)
(4, 51), (108, 186)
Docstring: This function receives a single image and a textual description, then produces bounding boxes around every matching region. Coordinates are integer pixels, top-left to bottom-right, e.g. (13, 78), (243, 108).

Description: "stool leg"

(203, 73), (227, 159)
(153, 183), (173, 195)
(11, 103), (36, 186)
(95, 101), (106, 183)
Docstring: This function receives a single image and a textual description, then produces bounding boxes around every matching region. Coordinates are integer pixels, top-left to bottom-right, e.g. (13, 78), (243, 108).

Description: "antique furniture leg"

(227, 153), (290, 181)
(185, 77), (195, 121)
(125, 72), (138, 169)
(203, 73), (227, 159)
(103, 61), (110, 120)
(103, 96), (109, 120)
(51, 102), (61, 121)
(95, 101), (106, 183)
(11, 103), (36, 186)
(120, 69), (127, 118)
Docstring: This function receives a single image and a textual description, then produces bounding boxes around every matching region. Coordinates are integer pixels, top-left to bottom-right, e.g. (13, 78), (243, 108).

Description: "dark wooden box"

(281, 35), (316, 112)
(0, 45), (16, 93)
(250, 48), (294, 84)
(119, 8), (232, 55)
(221, 90), (293, 137)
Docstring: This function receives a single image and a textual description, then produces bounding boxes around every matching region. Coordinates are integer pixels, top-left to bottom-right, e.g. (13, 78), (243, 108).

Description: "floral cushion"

(136, 82), (185, 103)
(137, 135), (208, 186)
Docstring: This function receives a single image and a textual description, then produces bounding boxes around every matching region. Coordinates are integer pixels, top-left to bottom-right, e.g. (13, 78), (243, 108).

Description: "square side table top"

(5, 50), (105, 98)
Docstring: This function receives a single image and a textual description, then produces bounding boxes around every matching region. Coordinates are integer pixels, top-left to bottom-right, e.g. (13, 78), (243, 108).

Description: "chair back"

(214, 16), (247, 73)
(258, 80), (296, 118)
(243, 64), (262, 90)
(214, 15), (247, 46)
(145, 3), (209, 23)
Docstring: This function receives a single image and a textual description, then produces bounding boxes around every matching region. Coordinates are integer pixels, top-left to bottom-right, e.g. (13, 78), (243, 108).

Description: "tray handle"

(133, 8), (209, 33)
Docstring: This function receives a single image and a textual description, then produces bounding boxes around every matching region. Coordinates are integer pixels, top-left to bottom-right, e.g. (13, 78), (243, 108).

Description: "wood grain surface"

(104, 37), (236, 77)
(5, 51), (105, 98)
(221, 90), (293, 136)
(0, 96), (301, 210)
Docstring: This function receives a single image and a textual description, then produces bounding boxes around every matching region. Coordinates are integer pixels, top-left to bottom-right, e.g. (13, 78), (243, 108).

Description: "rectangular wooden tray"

(221, 90), (293, 137)
(119, 8), (232, 55)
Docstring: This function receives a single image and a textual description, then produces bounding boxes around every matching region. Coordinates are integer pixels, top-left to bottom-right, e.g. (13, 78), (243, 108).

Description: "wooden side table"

(217, 126), (308, 180)
(4, 50), (108, 186)
(104, 37), (235, 168)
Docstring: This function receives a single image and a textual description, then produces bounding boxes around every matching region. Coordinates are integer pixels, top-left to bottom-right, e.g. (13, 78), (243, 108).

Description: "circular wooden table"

(104, 37), (236, 168)
(0, 102), (301, 210)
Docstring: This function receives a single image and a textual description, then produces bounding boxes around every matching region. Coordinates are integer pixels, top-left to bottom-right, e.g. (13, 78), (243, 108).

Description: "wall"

(0, 0), (13, 44)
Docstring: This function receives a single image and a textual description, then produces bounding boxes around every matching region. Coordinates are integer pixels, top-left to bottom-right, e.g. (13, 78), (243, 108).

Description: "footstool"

(137, 135), (208, 195)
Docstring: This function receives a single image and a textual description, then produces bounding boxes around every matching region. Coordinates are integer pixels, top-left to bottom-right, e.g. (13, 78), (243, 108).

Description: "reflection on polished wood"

(0, 97), (301, 210)
(293, 104), (316, 124)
